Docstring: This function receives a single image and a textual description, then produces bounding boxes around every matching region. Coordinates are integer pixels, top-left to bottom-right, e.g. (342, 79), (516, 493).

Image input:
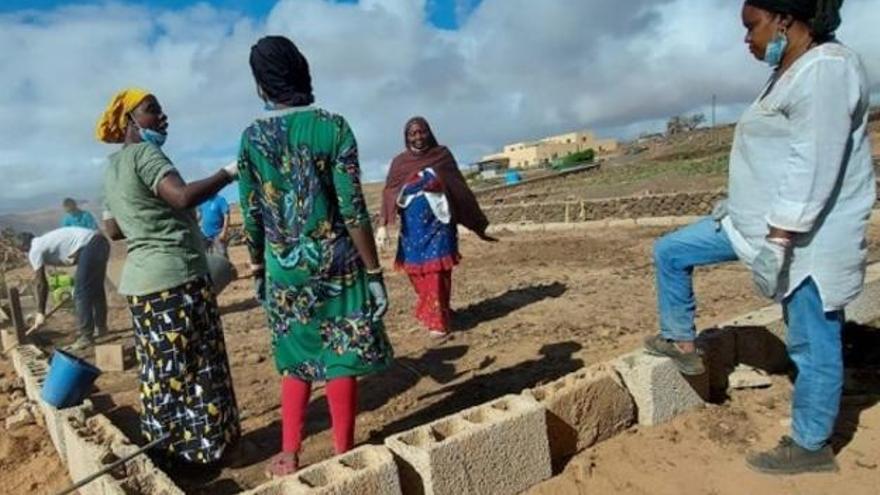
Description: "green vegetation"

(552, 148), (595, 170)
(585, 152), (729, 186)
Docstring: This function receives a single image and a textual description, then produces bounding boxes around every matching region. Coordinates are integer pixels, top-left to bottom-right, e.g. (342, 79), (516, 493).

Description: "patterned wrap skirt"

(127, 276), (241, 464)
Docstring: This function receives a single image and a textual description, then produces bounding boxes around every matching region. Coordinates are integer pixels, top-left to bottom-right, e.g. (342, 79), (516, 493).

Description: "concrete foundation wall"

(385, 395), (552, 495)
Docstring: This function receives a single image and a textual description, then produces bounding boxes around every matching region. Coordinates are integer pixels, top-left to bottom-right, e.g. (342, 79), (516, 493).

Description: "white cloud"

(1, 0), (879, 213)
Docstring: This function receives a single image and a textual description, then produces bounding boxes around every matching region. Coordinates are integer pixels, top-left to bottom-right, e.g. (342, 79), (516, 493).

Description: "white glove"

(752, 239), (788, 299)
(375, 226), (389, 251)
(27, 312), (46, 332)
(367, 274), (389, 322)
(711, 199), (728, 231)
(222, 161), (239, 180)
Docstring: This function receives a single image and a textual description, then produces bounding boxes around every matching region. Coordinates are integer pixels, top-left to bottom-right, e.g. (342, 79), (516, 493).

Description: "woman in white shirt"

(645, 0), (874, 475)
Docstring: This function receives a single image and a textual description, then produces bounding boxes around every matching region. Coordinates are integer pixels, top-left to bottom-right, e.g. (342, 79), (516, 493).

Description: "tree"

(666, 113), (706, 135)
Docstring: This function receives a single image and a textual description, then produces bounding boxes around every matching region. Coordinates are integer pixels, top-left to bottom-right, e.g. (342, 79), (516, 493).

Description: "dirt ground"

(0, 356), (70, 495)
(3, 222), (874, 494)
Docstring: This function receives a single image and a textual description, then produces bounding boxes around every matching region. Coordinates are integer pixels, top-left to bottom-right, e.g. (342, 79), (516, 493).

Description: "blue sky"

(0, 0), (478, 29)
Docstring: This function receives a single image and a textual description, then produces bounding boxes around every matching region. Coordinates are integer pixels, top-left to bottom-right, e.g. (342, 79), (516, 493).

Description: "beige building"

(482, 130), (619, 170)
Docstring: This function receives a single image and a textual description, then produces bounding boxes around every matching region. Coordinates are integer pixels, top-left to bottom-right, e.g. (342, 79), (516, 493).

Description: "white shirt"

(723, 43), (876, 311)
(28, 227), (97, 270)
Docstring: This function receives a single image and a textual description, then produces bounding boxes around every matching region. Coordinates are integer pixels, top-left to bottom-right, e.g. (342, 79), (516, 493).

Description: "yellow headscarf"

(95, 88), (151, 143)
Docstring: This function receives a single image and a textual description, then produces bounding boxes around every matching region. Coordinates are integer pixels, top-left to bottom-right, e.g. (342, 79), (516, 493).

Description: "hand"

(477, 231), (499, 243)
(375, 226), (389, 251)
(219, 230), (229, 243)
(366, 272), (389, 322)
(27, 312), (46, 332)
(222, 161), (238, 180)
(751, 239), (788, 299)
(711, 199), (728, 230)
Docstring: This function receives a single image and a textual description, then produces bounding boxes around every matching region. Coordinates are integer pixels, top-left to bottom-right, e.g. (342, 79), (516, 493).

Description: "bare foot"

(265, 452), (298, 478)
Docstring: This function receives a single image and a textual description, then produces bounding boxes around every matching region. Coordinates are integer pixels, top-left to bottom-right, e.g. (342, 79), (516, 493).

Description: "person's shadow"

(454, 282), (567, 332)
(367, 341), (584, 441)
(831, 321), (880, 453)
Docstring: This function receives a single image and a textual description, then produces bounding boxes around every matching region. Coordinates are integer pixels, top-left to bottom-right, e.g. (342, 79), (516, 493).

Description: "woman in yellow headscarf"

(97, 88), (241, 464)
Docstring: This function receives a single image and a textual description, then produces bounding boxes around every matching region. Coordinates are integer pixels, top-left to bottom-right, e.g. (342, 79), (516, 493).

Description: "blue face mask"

(130, 114), (167, 147)
(139, 127), (167, 147)
(764, 32), (788, 67)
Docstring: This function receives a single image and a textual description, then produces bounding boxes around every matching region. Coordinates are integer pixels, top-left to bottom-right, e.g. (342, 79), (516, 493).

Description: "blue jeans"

(74, 234), (110, 337)
(654, 217), (844, 451)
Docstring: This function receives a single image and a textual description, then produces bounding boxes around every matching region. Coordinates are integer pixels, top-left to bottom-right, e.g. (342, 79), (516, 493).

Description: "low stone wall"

(481, 190), (726, 225)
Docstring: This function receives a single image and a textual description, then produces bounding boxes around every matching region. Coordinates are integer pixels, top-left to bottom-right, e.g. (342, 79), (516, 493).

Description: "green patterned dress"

(238, 107), (393, 381)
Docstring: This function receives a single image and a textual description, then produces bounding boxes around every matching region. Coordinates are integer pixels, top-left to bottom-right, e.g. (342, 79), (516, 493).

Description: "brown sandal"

(265, 452), (299, 478)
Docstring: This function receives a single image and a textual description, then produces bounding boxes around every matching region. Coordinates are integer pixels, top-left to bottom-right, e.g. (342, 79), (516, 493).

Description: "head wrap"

(404, 116), (440, 152)
(380, 117), (489, 235)
(249, 36), (315, 107)
(745, 0), (844, 39)
(95, 88), (150, 143)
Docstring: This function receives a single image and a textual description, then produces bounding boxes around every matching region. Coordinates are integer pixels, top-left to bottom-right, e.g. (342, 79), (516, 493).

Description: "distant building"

(472, 158), (509, 179)
(481, 130), (619, 170)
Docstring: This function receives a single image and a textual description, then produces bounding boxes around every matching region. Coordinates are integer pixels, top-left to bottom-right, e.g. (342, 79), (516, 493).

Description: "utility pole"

(711, 94), (717, 128)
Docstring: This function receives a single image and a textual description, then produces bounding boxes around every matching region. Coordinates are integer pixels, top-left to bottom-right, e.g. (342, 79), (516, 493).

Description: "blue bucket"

(41, 350), (102, 408)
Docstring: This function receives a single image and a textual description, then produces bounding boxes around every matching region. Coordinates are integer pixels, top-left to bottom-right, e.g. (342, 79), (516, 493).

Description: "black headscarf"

(249, 36), (315, 107)
(745, 0), (844, 39)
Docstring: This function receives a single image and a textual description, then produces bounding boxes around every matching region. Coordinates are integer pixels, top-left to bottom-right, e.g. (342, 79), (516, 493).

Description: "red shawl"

(380, 120), (489, 235)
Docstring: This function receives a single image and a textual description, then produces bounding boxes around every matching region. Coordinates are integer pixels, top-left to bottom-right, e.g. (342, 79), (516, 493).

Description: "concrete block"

(37, 399), (93, 462)
(95, 344), (134, 372)
(11, 345), (50, 402)
(385, 394), (552, 495)
(611, 351), (706, 426)
(523, 364), (634, 465)
(241, 445), (402, 495)
(62, 413), (184, 495)
(845, 262), (880, 325)
(719, 304), (783, 332)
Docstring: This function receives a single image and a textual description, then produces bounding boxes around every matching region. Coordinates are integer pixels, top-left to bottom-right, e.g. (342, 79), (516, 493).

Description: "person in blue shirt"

(198, 193), (230, 258)
(60, 198), (98, 230)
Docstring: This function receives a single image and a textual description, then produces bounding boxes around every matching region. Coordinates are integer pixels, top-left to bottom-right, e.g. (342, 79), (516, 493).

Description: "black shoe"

(746, 436), (838, 475)
(643, 334), (705, 376)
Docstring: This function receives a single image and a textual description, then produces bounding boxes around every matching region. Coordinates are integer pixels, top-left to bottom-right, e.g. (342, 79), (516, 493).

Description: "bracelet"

(366, 267), (383, 275)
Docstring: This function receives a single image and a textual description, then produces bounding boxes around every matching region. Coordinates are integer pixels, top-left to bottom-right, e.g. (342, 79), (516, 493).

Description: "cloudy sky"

(1, 0), (878, 214)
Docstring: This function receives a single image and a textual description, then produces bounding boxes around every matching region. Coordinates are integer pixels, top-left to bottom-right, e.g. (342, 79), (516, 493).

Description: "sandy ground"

(0, 356), (71, 495)
(529, 321), (880, 495)
(4, 222), (879, 494)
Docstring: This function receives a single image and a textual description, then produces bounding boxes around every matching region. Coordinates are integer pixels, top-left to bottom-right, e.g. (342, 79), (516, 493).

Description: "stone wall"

(482, 189), (726, 225)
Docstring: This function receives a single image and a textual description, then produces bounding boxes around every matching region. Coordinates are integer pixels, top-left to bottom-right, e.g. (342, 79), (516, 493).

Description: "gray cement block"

(63, 413), (184, 495)
(845, 262), (880, 324)
(523, 364), (635, 464)
(242, 445), (402, 495)
(611, 351), (706, 426)
(385, 394), (552, 495)
(38, 399), (93, 462)
(11, 345), (49, 402)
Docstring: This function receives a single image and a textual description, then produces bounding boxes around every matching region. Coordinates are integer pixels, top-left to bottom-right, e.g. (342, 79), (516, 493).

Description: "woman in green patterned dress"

(238, 36), (393, 477)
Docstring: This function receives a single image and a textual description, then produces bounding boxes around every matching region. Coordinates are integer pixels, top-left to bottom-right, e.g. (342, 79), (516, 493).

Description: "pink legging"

(281, 376), (358, 455)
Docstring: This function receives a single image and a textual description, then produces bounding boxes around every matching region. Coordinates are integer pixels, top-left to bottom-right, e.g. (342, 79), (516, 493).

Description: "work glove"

(222, 160), (239, 180)
(27, 312), (46, 333)
(751, 239), (789, 299)
(367, 271), (389, 322)
(375, 226), (390, 251)
(711, 199), (728, 231)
